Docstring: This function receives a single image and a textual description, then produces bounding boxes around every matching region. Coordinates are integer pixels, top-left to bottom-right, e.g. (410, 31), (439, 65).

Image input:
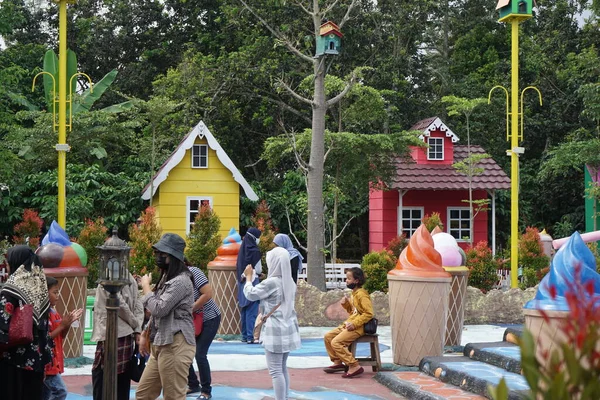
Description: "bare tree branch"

(292, 0), (313, 16)
(338, 0), (359, 28)
(323, 134), (335, 164)
(262, 96), (312, 124)
(278, 118), (309, 172)
(238, 0), (315, 64)
(277, 78), (314, 105)
(325, 216), (355, 248)
(326, 71), (358, 107)
(322, 0), (340, 15)
(285, 208), (307, 252)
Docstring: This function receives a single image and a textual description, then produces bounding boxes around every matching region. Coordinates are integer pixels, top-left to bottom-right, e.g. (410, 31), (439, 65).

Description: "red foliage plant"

(13, 209), (44, 248)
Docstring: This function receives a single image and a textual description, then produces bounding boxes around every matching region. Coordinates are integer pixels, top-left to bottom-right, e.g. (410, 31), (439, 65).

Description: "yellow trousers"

(324, 325), (362, 368)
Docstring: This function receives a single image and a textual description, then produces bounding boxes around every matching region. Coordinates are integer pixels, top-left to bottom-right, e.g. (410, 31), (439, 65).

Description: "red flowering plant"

(251, 200), (277, 269)
(13, 209), (43, 249)
(465, 241), (501, 292)
(128, 207), (162, 282)
(385, 234), (408, 260)
(186, 204), (221, 273)
(490, 263), (600, 399)
(519, 227), (551, 289)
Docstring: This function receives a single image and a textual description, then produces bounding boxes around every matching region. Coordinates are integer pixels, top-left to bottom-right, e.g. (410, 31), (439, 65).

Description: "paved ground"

(62, 325), (507, 399)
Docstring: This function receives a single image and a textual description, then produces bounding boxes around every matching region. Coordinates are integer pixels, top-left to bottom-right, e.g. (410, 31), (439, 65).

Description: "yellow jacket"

(341, 288), (373, 335)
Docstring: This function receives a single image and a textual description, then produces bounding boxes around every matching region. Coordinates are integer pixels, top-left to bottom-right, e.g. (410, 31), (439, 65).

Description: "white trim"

(142, 120), (259, 201)
(447, 207), (471, 242)
(191, 144), (208, 168)
(488, 190), (496, 256)
(397, 190), (407, 236)
(186, 196), (213, 235)
(417, 117), (460, 143)
(400, 206), (424, 238)
(427, 137), (444, 160)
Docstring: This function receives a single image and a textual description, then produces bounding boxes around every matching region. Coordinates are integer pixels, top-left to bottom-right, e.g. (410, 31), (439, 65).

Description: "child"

(323, 267), (373, 378)
(43, 277), (83, 400)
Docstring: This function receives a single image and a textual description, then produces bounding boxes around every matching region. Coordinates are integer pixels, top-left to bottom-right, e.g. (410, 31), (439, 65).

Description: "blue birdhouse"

(496, 0), (533, 22)
(315, 21), (343, 57)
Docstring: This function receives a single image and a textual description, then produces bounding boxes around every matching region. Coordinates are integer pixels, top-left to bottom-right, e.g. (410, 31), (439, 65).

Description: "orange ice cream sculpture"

(389, 225), (451, 279)
(208, 228), (242, 267)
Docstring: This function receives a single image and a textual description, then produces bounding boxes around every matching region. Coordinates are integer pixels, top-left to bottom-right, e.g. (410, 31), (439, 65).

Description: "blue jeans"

(188, 314), (221, 394)
(240, 301), (259, 341)
(43, 374), (68, 400)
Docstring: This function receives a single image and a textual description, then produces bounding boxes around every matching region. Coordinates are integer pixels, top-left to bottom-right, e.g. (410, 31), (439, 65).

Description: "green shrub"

(77, 218), (108, 288)
(422, 212), (444, 232)
(361, 250), (396, 293)
(128, 207), (162, 282)
(186, 204), (221, 273)
(465, 241), (499, 292)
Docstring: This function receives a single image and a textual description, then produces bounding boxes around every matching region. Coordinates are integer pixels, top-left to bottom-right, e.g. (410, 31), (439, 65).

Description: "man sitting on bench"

(322, 267), (373, 378)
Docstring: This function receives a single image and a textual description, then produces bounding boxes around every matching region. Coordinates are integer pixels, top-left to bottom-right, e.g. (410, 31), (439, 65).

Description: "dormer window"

(192, 144), (208, 168)
(427, 137), (444, 160)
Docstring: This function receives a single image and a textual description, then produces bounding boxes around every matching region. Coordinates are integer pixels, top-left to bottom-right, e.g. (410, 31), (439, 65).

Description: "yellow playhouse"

(141, 120), (258, 239)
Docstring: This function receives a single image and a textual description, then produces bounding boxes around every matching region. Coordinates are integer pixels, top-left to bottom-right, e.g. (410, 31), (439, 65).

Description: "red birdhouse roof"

(320, 21), (343, 38)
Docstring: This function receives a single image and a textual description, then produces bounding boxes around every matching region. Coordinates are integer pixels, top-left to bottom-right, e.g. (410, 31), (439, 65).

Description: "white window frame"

(186, 196), (213, 235)
(447, 207), (471, 242)
(427, 137), (444, 160)
(191, 144), (208, 168)
(400, 207), (424, 238)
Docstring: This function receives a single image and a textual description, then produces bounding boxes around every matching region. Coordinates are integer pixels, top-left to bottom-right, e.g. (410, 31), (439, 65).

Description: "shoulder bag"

(363, 317), (378, 335)
(193, 311), (204, 336)
(253, 303), (281, 342)
(0, 303), (34, 351)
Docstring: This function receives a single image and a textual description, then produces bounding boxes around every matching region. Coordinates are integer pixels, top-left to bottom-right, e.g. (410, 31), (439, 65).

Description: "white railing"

(298, 263), (361, 290)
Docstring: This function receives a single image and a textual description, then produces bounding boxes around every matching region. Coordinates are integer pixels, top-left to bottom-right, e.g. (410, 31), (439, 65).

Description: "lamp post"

(97, 228), (131, 400)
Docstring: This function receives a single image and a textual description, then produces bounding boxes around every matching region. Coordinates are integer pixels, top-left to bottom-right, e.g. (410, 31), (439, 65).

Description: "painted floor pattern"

(393, 372), (486, 400)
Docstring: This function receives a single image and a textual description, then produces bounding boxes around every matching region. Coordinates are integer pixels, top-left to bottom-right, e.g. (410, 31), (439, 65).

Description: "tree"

(443, 95), (488, 245)
(236, 0), (362, 291)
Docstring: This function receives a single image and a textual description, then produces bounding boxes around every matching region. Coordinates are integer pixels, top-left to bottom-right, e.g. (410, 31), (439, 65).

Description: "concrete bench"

(298, 263), (361, 290)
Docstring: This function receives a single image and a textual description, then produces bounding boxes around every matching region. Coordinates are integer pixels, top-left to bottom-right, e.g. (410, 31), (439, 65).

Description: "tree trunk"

(307, 59), (327, 291)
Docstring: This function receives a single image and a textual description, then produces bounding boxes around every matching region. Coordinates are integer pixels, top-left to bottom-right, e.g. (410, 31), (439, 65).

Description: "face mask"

(256, 238), (260, 245)
(346, 282), (357, 290)
(156, 255), (168, 269)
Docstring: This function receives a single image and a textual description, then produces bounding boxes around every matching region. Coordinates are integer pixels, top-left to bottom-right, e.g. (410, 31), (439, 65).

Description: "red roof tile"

(391, 145), (511, 190)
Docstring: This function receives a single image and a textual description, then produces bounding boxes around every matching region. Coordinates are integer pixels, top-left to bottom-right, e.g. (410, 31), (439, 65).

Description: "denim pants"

(240, 301), (259, 341)
(43, 374), (68, 400)
(265, 350), (290, 400)
(188, 314), (221, 394)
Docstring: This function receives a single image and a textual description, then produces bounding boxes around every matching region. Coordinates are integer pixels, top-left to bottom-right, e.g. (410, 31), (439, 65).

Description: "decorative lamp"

(97, 227), (130, 292)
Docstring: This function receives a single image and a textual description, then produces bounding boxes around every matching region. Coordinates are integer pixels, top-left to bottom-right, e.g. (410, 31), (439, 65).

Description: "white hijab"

(266, 247), (296, 320)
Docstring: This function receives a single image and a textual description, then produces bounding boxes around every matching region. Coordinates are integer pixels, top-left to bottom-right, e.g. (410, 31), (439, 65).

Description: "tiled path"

(393, 372), (486, 399)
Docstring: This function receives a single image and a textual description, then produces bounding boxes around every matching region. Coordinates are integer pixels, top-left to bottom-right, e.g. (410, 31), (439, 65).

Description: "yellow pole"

(57, 0), (67, 229)
(510, 19), (519, 288)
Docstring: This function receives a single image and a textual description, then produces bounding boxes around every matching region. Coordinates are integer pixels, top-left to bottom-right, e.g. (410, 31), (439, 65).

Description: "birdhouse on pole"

(496, 0), (533, 22)
(315, 21), (343, 57)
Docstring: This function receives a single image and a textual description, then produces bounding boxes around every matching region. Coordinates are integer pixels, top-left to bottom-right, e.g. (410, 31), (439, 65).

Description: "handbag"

(364, 318), (378, 335)
(193, 311), (204, 336)
(129, 343), (147, 382)
(0, 303), (34, 350)
(253, 303), (281, 342)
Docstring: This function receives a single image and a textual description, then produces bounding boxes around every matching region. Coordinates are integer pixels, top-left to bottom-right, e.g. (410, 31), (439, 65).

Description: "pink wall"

(369, 189), (489, 252)
(410, 130), (454, 165)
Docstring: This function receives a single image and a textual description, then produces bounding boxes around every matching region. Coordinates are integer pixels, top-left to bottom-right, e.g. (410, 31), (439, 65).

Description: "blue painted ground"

(209, 338), (389, 357)
(67, 387), (384, 400)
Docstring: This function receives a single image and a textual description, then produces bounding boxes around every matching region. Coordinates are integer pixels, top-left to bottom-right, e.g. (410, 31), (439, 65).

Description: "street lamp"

(97, 228), (131, 400)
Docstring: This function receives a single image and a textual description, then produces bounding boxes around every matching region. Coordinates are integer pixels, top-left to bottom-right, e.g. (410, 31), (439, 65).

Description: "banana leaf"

(72, 69), (118, 114)
(6, 91), (39, 111)
(43, 50), (58, 110)
(101, 100), (134, 113)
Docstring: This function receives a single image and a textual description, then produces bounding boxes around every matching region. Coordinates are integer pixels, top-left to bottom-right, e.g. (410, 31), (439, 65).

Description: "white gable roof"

(141, 120), (258, 201)
(417, 117), (460, 143)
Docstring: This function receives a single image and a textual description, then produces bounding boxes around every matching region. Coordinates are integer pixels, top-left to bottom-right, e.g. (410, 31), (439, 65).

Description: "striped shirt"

(142, 273), (195, 346)
(243, 277), (301, 353)
(189, 267), (221, 322)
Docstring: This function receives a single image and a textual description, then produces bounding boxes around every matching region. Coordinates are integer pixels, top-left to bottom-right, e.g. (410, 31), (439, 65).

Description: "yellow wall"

(151, 137), (240, 240)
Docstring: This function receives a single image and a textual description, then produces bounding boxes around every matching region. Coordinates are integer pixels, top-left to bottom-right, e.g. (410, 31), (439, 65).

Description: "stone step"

(463, 342), (521, 374)
(375, 371), (487, 400)
(503, 326), (524, 344)
(419, 356), (529, 400)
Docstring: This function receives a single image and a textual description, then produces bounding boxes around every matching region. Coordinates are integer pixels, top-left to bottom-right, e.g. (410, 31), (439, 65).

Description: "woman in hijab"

(0, 245), (52, 400)
(273, 233), (304, 283)
(136, 233), (196, 400)
(243, 247), (301, 400)
(236, 227), (262, 343)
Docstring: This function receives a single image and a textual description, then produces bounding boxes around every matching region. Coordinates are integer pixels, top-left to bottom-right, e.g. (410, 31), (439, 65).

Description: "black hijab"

(236, 227), (262, 283)
(7, 245), (40, 275)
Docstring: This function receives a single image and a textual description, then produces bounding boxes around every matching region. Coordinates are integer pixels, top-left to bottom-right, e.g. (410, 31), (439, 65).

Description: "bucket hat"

(153, 233), (186, 262)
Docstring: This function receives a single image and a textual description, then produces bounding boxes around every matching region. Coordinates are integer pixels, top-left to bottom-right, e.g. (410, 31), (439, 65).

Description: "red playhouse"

(369, 117), (510, 252)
